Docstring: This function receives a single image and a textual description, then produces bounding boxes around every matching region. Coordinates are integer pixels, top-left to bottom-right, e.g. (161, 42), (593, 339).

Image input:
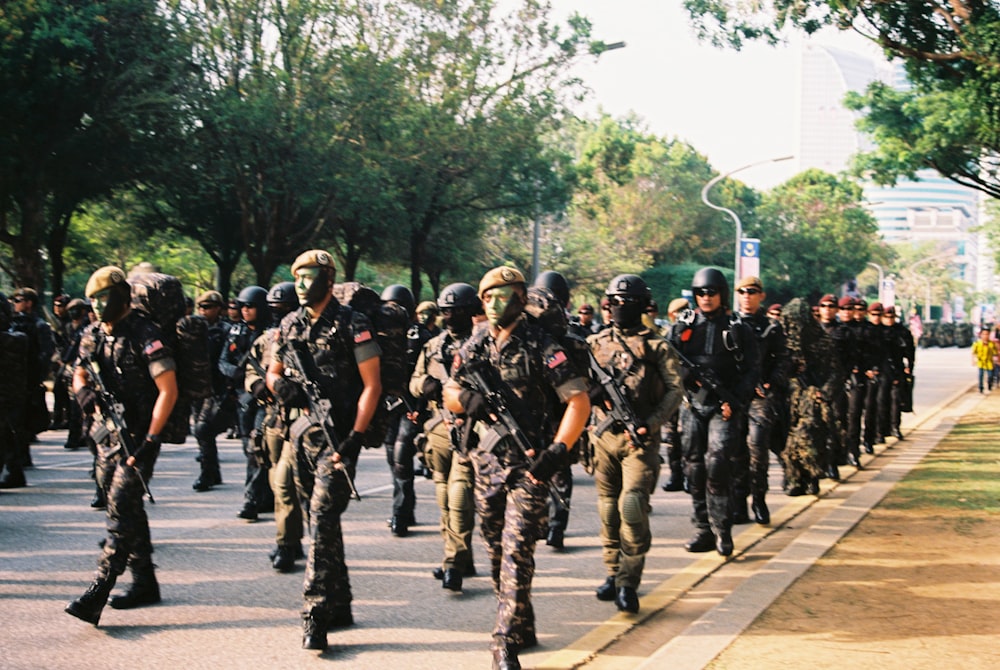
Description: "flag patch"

(354, 330), (373, 344)
(546, 351), (567, 368)
(144, 340), (164, 355)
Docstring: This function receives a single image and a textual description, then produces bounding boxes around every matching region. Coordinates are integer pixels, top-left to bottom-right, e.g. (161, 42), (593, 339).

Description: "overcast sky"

(547, 0), (879, 189)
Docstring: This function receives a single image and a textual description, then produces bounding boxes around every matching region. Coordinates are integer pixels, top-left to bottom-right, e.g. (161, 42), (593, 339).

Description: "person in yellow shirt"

(971, 328), (997, 393)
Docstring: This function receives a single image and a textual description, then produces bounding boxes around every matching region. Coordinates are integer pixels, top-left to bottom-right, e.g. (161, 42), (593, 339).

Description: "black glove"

(337, 430), (365, 467)
(421, 376), (443, 401)
(251, 379), (271, 402)
(76, 386), (98, 414)
(458, 388), (489, 421)
(272, 377), (307, 408)
(528, 442), (569, 482)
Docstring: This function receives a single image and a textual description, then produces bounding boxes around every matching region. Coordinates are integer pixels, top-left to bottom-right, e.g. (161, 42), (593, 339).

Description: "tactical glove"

(528, 442), (569, 482)
(272, 377), (307, 408)
(420, 376), (443, 401)
(337, 430), (365, 468)
(458, 389), (489, 421)
(251, 379), (271, 402)
(75, 386), (98, 414)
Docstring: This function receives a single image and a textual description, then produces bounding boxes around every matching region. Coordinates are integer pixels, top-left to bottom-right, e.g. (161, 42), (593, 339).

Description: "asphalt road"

(0, 346), (973, 670)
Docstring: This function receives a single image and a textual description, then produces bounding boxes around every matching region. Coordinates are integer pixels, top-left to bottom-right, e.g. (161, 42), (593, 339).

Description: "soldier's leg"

(493, 472), (548, 652)
(192, 397), (224, 490)
(425, 429), (453, 563)
(592, 434), (624, 578)
(448, 454), (476, 575)
(471, 450), (507, 594)
(616, 441), (660, 592)
(846, 380), (864, 462)
(661, 410), (685, 491)
(388, 412), (419, 535)
(889, 381), (903, 436)
(680, 404), (711, 536)
(546, 464), (572, 548)
(862, 377), (879, 451)
(270, 429), (303, 571)
(728, 412), (751, 524)
(706, 411), (737, 554)
(747, 402), (773, 524)
(876, 374), (892, 442)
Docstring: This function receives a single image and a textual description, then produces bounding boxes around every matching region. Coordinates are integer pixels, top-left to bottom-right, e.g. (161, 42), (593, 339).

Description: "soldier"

(409, 282), (481, 591)
(882, 306), (915, 438)
(837, 297), (865, 468)
(661, 297), (691, 493)
(598, 296), (613, 332)
(668, 268), (758, 557)
(589, 274), (682, 613)
(50, 294), (73, 430)
(816, 293), (850, 480)
(734, 277), (789, 525)
(191, 290), (231, 491)
(416, 300), (442, 337)
(251, 281), (305, 572)
(266, 249), (381, 651)
(65, 266), (178, 625)
(862, 301), (890, 453)
(222, 285), (273, 520)
(61, 299), (92, 452)
(845, 298), (874, 461)
(779, 298), (842, 496)
(380, 283), (428, 537)
(575, 303), (598, 336)
(444, 266), (590, 670)
(0, 294), (29, 495)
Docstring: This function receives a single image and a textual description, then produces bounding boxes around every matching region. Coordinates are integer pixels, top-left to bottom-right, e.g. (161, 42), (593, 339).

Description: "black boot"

(0, 466), (26, 489)
(491, 644), (521, 670)
(731, 497), (750, 524)
(662, 467), (685, 492)
(442, 568), (463, 592)
(65, 575), (117, 625)
(615, 586), (639, 613)
(90, 485), (107, 509)
(751, 495), (770, 525)
(109, 564), (160, 610)
(302, 611), (327, 650)
(595, 575), (616, 601)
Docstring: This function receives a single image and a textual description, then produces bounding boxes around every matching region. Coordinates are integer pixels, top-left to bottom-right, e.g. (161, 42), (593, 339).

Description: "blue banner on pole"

(740, 238), (760, 279)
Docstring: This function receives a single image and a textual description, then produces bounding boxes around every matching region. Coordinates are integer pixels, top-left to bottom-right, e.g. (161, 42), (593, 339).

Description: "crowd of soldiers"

(0, 258), (918, 670)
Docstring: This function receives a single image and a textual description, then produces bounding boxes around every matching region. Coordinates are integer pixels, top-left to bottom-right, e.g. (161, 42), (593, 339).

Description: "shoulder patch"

(545, 350), (567, 368)
(144, 340), (164, 356)
(354, 329), (373, 344)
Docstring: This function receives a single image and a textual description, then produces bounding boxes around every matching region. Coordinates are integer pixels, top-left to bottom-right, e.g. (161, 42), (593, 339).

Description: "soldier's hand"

(528, 442), (568, 483)
(335, 430), (365, 468)
(75, 386), (98, 414)
(720, 402), (732, 421)
(458, 389), (489, 421)
(273, 377), (307, 408)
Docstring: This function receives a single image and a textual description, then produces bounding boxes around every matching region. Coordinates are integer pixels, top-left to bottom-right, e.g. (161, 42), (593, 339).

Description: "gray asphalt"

(0, 346), (972, 670)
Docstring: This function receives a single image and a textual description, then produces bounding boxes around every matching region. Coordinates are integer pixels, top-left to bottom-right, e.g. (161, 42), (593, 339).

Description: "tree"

(748, 169), (881, 302)
(0, 0), (188, 292)
(682, 0), (1000, 199)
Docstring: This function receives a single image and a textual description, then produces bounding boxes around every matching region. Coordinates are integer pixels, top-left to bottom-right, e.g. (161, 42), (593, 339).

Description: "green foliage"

(641, 263), (733, 308)
(749, 169), (881, 303)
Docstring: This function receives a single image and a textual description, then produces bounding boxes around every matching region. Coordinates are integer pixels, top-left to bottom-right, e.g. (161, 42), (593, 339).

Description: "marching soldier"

(266, 250), (381, 651)
(443, 266), (590, 670)
(589, 274), (682, 613)
(191, 290), (231, 491)
(65, 267), (178, 625)
(882, 306), (915, 438)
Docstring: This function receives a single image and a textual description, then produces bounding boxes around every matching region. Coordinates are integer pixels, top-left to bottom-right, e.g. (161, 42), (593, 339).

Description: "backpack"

(129, 272), (212, 444)
(333, 282), (411, 444)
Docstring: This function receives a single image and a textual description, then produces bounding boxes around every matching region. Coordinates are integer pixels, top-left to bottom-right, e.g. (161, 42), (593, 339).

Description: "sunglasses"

(819, 303), (837, 308)
(197, 303), (219, 309)
(869, 311), (883, 316)
(853, 306), (867, 311)
(694, 287), (719, 297)
(736, 287), (761, 295)
(11, 297), (26, 303)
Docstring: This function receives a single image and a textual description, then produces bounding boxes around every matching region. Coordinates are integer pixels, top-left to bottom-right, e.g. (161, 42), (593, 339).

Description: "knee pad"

(621, 489), (648, 526)
(598, 496), (618, 528)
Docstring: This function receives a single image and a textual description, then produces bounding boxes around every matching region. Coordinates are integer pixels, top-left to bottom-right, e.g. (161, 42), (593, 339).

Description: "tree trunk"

(9, 193), (48, 293)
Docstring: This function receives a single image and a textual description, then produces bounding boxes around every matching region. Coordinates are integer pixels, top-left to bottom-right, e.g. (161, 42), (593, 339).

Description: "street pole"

(867, 262), (884, 303)
(907, 252), (954, 322)
(701, 155), (793, 310)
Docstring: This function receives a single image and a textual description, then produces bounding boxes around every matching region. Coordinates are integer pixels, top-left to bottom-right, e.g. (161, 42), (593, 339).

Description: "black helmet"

(691, 267), (729, 305)
(380, 284), (415, 317)
(532, 271), (570, 308)
(437, 283), (480, 310)
(267, 281), (296, 306)
(0, 292), (11, 329)
(606, 274), (650, 299)
(237, 285), (272, 326)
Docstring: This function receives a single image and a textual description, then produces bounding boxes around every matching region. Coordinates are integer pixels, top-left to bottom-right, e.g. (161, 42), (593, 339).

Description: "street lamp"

(907, 252), (954, 322)
(701, 155), (794, 309)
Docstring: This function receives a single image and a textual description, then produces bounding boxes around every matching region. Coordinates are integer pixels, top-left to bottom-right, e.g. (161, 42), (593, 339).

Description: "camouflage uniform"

(885, 318), (916, 436)
(668, 309), (758, 548)
(843, 312), (869, 463)
(410, 327), (476, 578)
(273, 297), (379, 628)
(78, 312), (176, 586)
(819, 317), (851, 472)
(191, 315), (232, 489)
(0, 300), (29, 485)
(449, 316), (588, 651)
(780, 299), (843, 493)
(588, 324), (682, 592)
(862, 309), (890, 449)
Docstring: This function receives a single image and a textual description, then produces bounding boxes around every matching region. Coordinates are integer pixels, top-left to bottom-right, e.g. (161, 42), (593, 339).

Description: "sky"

(547, 0), (878, 189)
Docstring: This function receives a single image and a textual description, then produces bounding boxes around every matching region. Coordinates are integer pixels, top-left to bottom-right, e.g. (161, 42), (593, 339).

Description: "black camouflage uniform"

(65, 266), (177, 626)
(0, 295), (29, 491)
(844, 298), (871, 463)
(267, 249), (380, 651)
(883, 307), (915, 438)
(862, 302), (890, 452)
(445, 266), (589, 670)
(191, 291), (232, 491)
(818, 294), (850, 480)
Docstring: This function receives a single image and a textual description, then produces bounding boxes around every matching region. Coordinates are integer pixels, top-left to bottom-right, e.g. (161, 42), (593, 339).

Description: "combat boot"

(731, 498), (751, 524)
(684, 531), (715, 553)
(491, 642), (521, 670)
(595, 575), (616, 601)
(716, 531), (734, 557)
(615, 586), (640, 613)
(109, 563), (160, 610)
(65, 574), (117, 625)
(751, 495), (770, 525)
(272, 544), (297, 573)
(442, 568), (463, 592)
(0, 466), (26, 489)
(661, 467), (685, 492)
(302, 610), (327, 650)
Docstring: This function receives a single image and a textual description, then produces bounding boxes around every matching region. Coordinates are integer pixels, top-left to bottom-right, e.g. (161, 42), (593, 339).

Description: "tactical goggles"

(694, 287), (720, 297)
(609, 295), (643, 306)
(197, 302), (220, 309)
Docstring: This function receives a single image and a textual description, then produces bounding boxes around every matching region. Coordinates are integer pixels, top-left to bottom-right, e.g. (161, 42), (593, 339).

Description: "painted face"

(90, 288), (127, 323)
(294, 267), (327, 306)
(482, 285), (520, 327)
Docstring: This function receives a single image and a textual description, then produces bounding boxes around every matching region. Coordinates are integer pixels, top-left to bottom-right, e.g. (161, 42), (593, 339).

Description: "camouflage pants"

(191, 394), (236, 480)
(743, 397), (777, 498)
(680, 402), (738, 536)
(95, 436), (159, 579)
(382, 408), (418, 522)
(547, 464), (573, 536)
(593, 430), (660, 589)
(425, 420), (475, 572)
(294, 428), (353, 618)
(471, 448), (548, 650)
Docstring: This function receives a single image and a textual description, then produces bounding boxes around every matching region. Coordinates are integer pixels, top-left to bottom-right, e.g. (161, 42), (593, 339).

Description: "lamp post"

(867, 262), (884, 303)
(701, 155), (794, 309)
(907, 252), (953, 322)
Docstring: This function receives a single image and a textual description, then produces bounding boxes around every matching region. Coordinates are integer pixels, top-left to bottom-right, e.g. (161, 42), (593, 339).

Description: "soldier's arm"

(408, 346), (431, 398)
(353, 356), (381, 434)
(552, 389), (590, 452)
(147, 368), (178, 438)
(644, 343), (684, 429)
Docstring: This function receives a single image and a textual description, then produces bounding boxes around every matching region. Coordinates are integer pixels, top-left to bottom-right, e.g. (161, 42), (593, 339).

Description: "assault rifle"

(284, 343), (361, 501)
(463, 361), (568, 511)
(588, 352), (647, 450)
(664, 339), (746, 414)
(80, 356), (155, 503)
